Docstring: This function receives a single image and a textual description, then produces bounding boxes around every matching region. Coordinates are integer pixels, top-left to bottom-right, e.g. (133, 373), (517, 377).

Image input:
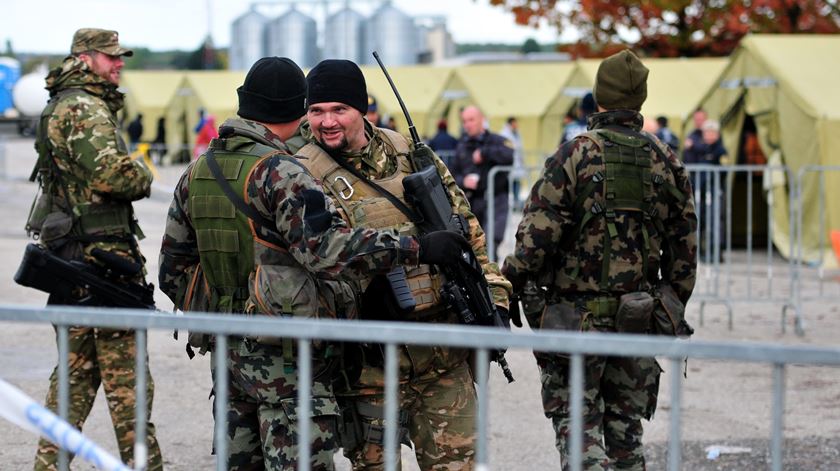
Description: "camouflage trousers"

(535, 352), (661, 471)
(222, 339), (341, 471)
(34, 325), (163, 471)
(340, 354), (476, 471)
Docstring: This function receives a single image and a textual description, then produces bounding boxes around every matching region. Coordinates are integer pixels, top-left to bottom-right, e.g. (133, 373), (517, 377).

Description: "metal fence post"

(134, 328), (148, 469)
(57, 324), (69, 471)
(297, 339), (312, 471)
(383, 343), (399, 471)
(475, 348), (490, 469)
(214, 335), (228, 471)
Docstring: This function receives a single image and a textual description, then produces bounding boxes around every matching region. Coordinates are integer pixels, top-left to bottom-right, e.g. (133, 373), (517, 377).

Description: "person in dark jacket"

(428, 118), (458, 166)
(451, 105), (514, 260)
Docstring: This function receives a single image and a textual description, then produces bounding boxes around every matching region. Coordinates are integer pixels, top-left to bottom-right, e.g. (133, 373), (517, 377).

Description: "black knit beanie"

(237, 57), (307, 124)
(306, 59), (368, 114)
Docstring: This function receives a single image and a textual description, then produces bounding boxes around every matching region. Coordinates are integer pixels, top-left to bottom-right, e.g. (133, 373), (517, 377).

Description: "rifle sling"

(204, 148), (276, 229)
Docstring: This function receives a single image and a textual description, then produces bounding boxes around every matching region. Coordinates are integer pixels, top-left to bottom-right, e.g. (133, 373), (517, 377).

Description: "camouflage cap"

(71, 28), (133, 57)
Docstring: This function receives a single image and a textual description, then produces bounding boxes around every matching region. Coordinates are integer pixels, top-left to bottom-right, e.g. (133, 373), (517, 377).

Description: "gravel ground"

(2, 137), (839, 470)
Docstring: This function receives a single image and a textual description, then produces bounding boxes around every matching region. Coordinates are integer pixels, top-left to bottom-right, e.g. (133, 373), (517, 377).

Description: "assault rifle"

(15, 243), (156, 310)
(373, 51), (514, 382)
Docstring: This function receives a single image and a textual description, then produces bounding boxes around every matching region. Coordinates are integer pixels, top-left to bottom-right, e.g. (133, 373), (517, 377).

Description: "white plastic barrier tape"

(0, 378), (130, 471)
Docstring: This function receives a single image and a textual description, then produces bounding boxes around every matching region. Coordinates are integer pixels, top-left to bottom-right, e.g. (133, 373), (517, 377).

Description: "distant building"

(228, 1), (455, 70)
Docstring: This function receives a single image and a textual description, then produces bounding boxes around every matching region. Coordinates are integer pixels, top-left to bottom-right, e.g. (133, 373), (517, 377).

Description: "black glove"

(418, 231), (470, 267)
(508, 295), (523, 328)
(496, 306), (511, 329)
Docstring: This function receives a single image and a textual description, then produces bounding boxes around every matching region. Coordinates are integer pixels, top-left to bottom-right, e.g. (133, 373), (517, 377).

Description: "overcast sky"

(8, 0), (573, 54)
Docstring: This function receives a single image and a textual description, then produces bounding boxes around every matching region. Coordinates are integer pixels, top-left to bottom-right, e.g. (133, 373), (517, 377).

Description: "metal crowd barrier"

(484, 162), (840, 335)
(3, 304), (839, 471)
(793, 165), (840, 334)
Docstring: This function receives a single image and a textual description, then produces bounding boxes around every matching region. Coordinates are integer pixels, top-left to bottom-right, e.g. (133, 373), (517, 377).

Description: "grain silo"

(324, 6), (365, 63)
(264, 6), (319, 69)
(229, 7), (268, 71)
(363, 1), (418, 66)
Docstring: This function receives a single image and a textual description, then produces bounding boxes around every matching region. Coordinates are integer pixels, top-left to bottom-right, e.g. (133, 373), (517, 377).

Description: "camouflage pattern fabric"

(502, 110), (697, 469)
(342, 362), (476, 471)
(70, 28), (133, 56)
(537, 352), (661, 471)
(34, 325), (162, 471)
(299, 120), (509, 469)
(34, 55), (159, 470)
(223, 339), (340, 471)
(159, 117), (424, 468)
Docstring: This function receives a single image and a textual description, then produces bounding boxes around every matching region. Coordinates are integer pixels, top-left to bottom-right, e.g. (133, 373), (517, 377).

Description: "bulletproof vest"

(29, 88), (137, 243)
(295, 129), (444, 312)
(188, 137), (278, 313)
(558, 128), (668, 294)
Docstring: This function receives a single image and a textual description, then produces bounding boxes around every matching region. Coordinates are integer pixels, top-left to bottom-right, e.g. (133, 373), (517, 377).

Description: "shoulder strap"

(204, 148), (276, 229)
(326, 147), (420, 224)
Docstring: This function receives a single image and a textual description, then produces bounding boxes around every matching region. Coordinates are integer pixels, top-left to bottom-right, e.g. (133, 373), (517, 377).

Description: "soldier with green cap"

(26, 28), (162, 470)
(502, 49), (698, 470)
(159, 56), (472, 470)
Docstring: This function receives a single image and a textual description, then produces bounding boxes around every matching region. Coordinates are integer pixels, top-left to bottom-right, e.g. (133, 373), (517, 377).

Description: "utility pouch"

(40, 212), (74, 243)
(615, 292), (655, 334)
(25, 189), (51, 237)
(540, 301), (582, 331)
(652, 284), (694, 338)
(520, 280), (546, 328)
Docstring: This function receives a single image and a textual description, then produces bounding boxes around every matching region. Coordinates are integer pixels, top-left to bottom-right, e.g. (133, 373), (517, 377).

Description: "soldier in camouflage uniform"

(158, 57), (470, 470)
(502, 50), (697, 470)
(27, 29), (162, 470)
(301, 59), (512, 471)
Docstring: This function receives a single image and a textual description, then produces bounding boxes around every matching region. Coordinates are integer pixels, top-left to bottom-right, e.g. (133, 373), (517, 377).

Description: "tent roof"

(453, 62), (577, 118)
(361, 65), (453, 115)
(576, 57), (728, 120)
(120, 71), (184, 109)
(181, 71), (246, 112)
(737, 35), (840, 120)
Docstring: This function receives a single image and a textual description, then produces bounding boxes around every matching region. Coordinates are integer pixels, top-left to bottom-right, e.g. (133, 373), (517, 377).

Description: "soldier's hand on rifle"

(418, 230), (470, 267)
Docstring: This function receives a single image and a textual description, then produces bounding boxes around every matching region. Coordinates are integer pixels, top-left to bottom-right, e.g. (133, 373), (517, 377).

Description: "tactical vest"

(556, 128), (678, 296)
(29, 89), (139, 249)
(295, 129), (443, 313)
(188, 137), (278, 313)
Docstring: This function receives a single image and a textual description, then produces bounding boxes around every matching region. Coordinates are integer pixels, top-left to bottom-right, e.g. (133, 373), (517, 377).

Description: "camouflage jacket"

(36, 56), (151, 269)
(40, 55), (151, 204)
(502, 110), (697, 304)
(158, 117), (420, 308)
(299, 120), (511, 308)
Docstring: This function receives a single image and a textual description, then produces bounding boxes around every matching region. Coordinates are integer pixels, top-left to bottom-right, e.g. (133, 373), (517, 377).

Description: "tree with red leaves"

(488, 0), (840, 57)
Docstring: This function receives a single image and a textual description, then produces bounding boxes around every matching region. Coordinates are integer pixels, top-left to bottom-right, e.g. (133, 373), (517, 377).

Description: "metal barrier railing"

(483, 163), (840, 336)
(3, 304), (839, 471)
(794, 165), (840, 334)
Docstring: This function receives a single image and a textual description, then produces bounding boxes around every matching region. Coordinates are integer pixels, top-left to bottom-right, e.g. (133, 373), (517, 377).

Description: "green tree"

(488, 0), (840, 57)
(521, 37), (541, 53)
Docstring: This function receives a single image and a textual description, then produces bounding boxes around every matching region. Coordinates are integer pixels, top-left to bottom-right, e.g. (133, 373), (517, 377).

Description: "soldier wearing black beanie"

(237, 56), (307, 123)
(305, 59), (368, 114)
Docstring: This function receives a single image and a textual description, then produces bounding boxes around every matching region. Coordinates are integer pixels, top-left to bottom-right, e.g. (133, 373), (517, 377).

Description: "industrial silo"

(229, 7), (268, 71)
(265, 6), (319, 69)
(363, 1), (418, 66)
(324, 6), (364, 63)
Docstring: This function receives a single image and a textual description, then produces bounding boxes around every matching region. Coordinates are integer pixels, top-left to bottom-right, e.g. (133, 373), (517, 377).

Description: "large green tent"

(120, 71), (185, 143)
(434, 62), (580, 166)
(693, 34), (840, 264)
(164, 71), (245, 162)
(360, 65), (453, 139)
(567, 57), (728, 142)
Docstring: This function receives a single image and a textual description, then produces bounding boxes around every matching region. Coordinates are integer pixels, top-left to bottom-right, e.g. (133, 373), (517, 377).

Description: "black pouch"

(653, 284), (694, 338)
(616, 292), (655, 333)
(541, 301), (582, 331)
